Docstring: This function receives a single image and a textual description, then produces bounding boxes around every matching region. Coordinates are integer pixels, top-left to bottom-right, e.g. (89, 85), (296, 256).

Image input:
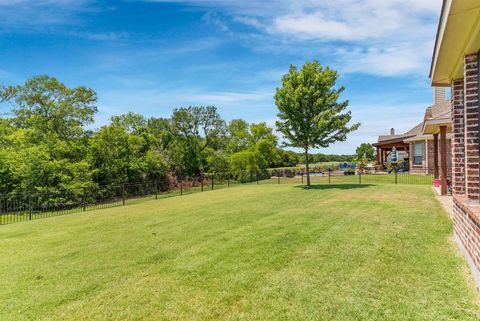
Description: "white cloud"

(338, 41), (434, 76)
(0, 0), (93, 28)
(68, 31), (129, 41)
(201, 12), (230, 32)
(150, 0), (442, 77)
(274, 12), (368, 41)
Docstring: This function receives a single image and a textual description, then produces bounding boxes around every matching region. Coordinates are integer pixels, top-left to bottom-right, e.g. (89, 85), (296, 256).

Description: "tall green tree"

(0, 76), (97, 193)
(275, 61), (360, 186)
(89, 124), (166, 186)
(227, 120), (280, 177)
(355, 143), (375, 161)
(226, 119), (250, 153)
(111, 112), (147, 134)
(0, 75), (97, 141)
(169, 106), (226, 175)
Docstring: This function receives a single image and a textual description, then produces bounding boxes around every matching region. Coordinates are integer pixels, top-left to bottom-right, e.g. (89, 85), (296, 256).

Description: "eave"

(423, 118), (452, 135)
(430, 0), (480, 86)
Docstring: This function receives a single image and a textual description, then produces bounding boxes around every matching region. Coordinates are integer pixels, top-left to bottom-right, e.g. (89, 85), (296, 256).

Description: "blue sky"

(0, 0), (442, 154)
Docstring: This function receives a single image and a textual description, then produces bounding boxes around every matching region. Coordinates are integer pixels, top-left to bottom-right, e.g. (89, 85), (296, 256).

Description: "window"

(412, 143), (423, 165)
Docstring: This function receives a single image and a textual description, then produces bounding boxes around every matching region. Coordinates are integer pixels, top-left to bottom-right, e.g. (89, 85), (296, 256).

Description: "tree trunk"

(304, 147), (311, 186)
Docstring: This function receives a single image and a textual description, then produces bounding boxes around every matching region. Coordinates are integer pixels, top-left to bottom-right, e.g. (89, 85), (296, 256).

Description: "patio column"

(424, 139), (429, 175)
(433, 133), (439, 179)
(440, 126), (448, 196)
(376, 147), (380, 164)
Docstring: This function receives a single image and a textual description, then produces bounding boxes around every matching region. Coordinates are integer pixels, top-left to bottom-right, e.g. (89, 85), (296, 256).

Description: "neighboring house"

(372, 127), (412, 165)
(405, 95), (452, 176)
(430, 0), (480, 286)
(373, 88), (452, 178)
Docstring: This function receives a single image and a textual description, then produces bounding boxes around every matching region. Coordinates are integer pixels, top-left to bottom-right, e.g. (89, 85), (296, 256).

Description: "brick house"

(406, 97), (453, 177)
(430, 0), (480, 284)
(373, 90), (452, 181)
(373, 126), (413, 165)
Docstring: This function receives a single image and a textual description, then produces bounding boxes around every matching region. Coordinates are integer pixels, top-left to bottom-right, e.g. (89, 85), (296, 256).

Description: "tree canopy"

(275, 61), (360, 185)
(355, 143), (375, 161)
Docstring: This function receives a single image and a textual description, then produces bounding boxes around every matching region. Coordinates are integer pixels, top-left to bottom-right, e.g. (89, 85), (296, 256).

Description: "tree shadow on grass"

(295, 184), (373, 190)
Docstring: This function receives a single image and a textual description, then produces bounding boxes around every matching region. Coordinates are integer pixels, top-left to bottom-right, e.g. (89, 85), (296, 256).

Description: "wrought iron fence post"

(359, 172), (362, 185)
(201, 176), (204, 192)
(328, 169), (331, 184)
(301, 173), (304, 184)
(82, 187), (86, 212)
(395, 171), (398, 184)
(122, 184), (126, 205)
(155, 180), (158, 200)
(180, 180), (183, 196)
(277, 176), (280, 184)
(256, 172), (259, 184)
(211, 175), (214, 190)
(29, 195), (32, 220)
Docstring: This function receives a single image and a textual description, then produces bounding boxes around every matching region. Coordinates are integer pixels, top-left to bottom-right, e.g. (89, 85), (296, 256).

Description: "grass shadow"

(296, 184), (373, 190)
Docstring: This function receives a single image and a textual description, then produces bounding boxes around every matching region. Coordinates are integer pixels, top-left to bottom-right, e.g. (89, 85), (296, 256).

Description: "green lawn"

(0, 184), (478, 320)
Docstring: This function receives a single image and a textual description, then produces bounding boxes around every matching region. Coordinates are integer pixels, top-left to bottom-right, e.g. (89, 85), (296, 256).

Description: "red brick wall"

(453, 196), (480, 274)
(427, 139), (452, 177)
(408, 139), (452, 176)
(464, 54), (480, 200)
(452, 78), (465, 195)
(449, 54), (480, 285)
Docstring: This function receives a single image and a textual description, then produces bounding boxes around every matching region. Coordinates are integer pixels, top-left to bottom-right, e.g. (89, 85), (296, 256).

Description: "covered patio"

(372, 138), (409, 167)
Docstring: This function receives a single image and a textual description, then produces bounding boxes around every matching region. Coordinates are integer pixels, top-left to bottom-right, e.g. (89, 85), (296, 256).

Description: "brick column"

(452, 78), (465, 195)
(433, 133), (439, 179)
(440, 126), (448, 196)
(464, 54), (480, 201)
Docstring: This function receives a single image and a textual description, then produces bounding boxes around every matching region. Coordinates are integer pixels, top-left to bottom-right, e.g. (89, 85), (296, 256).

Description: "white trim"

(431, 0), (452, 81)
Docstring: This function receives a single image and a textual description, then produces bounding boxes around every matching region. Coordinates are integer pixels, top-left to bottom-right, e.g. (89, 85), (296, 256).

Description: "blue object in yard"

(391, 146), (398, 162)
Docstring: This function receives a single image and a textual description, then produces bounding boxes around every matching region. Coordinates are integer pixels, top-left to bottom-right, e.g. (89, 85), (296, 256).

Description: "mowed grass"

(0, 184), (479, 321)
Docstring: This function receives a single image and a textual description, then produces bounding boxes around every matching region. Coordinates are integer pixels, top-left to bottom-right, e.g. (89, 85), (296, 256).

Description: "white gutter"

(431, 0), (452, 82)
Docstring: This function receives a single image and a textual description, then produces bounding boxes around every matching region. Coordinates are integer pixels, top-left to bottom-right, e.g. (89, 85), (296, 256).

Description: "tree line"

(0, 75), (353, 195)
(0, 61), (360, 192)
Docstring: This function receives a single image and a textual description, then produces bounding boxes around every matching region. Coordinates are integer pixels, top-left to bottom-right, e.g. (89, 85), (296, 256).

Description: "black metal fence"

(0, 173), (256, 226)
(261, 171), (434, 186)
(0, 171), (434, 226)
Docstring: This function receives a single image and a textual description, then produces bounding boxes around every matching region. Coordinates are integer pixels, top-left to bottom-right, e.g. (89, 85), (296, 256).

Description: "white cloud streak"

(150, 0), (441, 77)
(0, 0), (93, 28)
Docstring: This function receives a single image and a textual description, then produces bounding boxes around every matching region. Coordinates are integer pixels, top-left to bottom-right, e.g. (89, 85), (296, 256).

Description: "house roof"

(403, 122), (424, 137)
(430, 0), (480, 86)
(376, 122), (423, 142)
(423, 100), (452, 134)
(424, 100), (451, 121)
(373, 122), (423, 148)
(374, 100), (452, 148)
